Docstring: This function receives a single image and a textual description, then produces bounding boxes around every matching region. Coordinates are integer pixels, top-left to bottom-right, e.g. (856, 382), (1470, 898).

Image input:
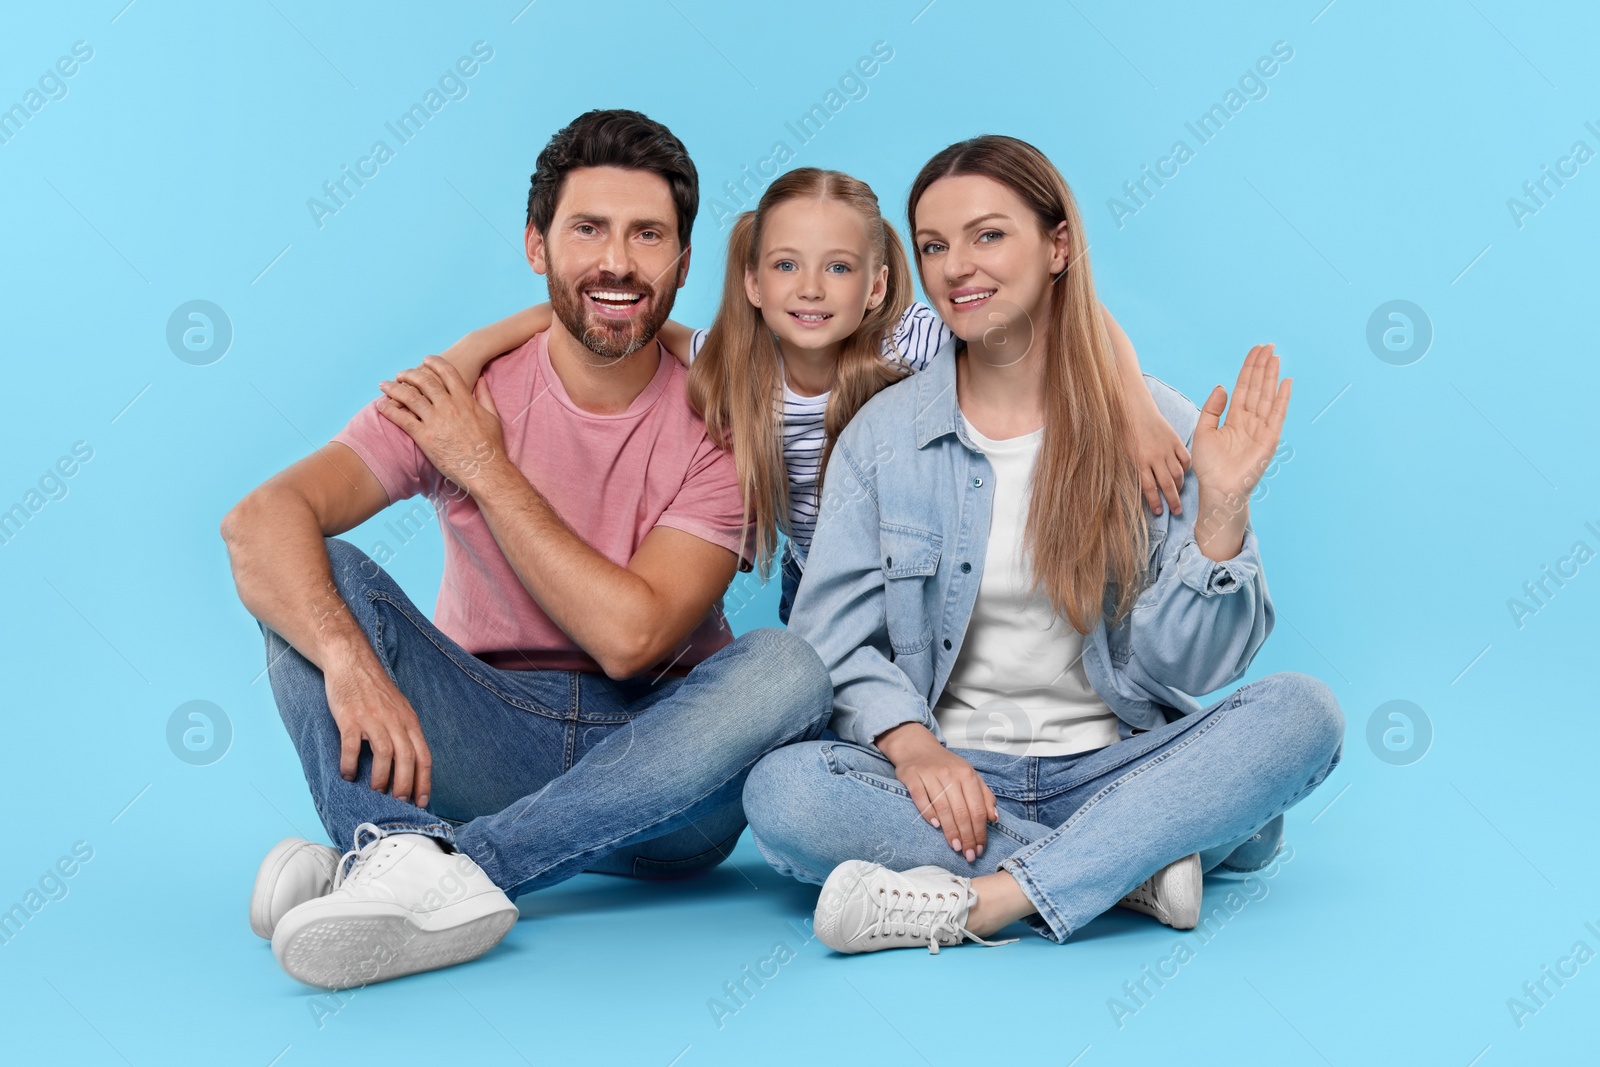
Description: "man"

(221, 109), (831, 989)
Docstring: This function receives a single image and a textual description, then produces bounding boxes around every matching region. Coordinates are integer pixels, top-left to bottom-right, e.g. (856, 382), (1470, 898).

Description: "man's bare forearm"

(468, 456), (668, 677)
(221, 487), (377, 675)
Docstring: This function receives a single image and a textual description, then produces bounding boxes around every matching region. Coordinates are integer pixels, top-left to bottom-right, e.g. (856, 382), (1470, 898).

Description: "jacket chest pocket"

(880, 522), (941, 656)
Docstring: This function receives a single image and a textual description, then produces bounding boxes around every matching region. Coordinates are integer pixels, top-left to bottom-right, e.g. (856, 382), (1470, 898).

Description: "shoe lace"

(1123, 878), (1158, 910)
(332, 822), (389, 890)
(866, 882), (1013, 955)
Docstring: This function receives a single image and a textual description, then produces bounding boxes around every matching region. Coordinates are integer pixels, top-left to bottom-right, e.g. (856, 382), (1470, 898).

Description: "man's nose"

(597, 232), (632, 278)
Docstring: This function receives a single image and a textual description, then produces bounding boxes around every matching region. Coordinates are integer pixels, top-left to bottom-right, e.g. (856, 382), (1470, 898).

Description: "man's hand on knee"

(323, 652), (434, 808)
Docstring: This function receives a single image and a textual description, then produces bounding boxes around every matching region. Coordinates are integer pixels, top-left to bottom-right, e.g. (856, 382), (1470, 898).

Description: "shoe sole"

(273, 898), (518, 989)
(250, 839), (336, 941)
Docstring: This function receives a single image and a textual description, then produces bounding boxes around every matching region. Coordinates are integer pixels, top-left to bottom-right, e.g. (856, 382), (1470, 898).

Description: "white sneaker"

(250, 837), (340, 939)
(1117, 853), (1202, 929)
(271, 823), (519, 989)
(813, 860), (1017, 954)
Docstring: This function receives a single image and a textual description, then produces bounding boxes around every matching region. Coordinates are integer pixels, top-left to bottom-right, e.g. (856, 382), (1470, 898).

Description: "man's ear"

(526, 224), (548, 275)
(675, 243), (691, 289)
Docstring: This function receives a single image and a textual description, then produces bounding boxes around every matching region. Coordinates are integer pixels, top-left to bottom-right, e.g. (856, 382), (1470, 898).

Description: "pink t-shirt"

(332, 330), (751, 677)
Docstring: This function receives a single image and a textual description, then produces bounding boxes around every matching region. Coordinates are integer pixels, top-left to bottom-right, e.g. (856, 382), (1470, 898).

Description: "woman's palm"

(1190, 344), (1292, 497)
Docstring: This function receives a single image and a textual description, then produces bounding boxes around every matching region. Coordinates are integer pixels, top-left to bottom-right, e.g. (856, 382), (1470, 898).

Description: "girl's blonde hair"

(688, 168), (914, 578)
(908, 136), (1149, 633)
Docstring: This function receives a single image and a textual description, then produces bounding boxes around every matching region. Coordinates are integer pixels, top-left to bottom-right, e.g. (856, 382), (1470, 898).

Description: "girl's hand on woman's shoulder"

(875, 721), (997, 864)
(1128, 395), (1191, 517)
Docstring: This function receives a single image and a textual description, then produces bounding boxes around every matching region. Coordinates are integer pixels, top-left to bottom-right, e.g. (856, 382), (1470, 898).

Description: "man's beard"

(547, 260), (675, 362)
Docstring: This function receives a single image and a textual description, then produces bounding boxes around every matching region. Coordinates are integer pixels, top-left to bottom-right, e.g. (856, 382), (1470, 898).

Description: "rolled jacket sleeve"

(786, 432), (933, 750)
(1127, 493), (1273, 699)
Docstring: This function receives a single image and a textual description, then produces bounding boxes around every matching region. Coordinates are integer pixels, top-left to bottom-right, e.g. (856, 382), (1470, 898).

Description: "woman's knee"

(742, 741), (834, 841)
(1250, 671), (1345, 768)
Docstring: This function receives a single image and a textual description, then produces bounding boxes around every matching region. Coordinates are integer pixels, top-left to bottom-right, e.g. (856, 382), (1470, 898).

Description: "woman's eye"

(978, 230), (1004, 243)
(919, 242), (945, 255)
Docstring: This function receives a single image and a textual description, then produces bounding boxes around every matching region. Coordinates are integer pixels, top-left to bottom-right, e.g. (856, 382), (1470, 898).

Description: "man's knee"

(323, 537), (388, 599)
(729, 627), (832, 737)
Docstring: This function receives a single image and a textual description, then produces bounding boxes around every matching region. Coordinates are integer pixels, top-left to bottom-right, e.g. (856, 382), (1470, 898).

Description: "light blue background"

(3, 1), (1597, 1064)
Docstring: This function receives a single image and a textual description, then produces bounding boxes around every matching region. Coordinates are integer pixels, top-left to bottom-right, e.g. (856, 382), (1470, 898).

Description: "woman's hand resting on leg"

(875, 722), (998, 864)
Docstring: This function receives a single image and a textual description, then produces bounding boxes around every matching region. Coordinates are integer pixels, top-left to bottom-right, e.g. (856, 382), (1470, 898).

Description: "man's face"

(528, 166), (690, 361)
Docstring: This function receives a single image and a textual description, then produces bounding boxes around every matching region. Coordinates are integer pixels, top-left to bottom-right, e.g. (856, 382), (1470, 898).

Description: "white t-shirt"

(931, 413), (1122, 758)
(689, 302), (949, 558)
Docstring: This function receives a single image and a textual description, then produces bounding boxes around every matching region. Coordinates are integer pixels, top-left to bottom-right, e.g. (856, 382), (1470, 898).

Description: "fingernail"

(418, 796), (429, 807)
(951, 838), (962, 851)
(930, 818), (941, 829)
(976, 845), (984, 857)
(965, 849), (976, 863)
(396, 796), (408, 803)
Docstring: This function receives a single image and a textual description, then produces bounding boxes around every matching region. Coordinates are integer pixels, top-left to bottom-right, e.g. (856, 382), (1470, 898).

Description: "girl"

(738, 137), (1344, 953)
(436, 168), (1188, 623)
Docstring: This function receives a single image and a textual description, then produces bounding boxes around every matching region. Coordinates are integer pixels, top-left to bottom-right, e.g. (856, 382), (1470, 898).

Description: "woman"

(740, 135), (1345, 953)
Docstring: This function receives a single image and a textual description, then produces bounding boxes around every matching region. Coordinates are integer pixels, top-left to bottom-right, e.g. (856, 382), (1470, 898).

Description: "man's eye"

(640, 230), (660, 240)
(577, 224), (597, 236)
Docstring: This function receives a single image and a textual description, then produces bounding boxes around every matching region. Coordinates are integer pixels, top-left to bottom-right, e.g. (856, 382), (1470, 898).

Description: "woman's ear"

(743, 266), (762, 308)
(1048, 220), (1071, 275)
(866, 262), (890, 311)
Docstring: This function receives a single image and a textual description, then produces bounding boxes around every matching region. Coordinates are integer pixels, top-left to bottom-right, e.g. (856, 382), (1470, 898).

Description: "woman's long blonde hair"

(908, 136), (1149, 633)
(688, 168), (914, 578)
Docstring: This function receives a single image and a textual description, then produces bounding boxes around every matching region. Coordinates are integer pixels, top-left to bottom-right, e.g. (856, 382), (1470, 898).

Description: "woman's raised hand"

(1190, 343), (1291, 503)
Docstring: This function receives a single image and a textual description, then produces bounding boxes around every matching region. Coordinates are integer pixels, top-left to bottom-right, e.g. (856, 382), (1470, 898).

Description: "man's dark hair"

(526, 109), (698, 250)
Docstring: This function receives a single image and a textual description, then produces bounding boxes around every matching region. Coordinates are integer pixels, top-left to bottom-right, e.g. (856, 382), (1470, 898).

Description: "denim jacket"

(786, 337), (1273, 752)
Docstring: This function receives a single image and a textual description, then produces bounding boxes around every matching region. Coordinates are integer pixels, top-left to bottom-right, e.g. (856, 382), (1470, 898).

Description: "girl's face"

(912, 174), (1069, 352)
(746, 197), (888, 356)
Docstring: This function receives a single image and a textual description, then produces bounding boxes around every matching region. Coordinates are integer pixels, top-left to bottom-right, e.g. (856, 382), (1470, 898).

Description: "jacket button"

(971, 477), (983, 488)
(943, 639), (952, 650)
(960, 562), (972, 573)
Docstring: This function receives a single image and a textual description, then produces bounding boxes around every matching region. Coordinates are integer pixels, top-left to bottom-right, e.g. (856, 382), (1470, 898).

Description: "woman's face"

(912, 174), (1068, 354)
(746, 197), (888, 356)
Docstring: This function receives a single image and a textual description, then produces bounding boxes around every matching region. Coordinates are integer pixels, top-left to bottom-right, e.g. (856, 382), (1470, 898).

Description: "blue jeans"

(263, 539), (833, 899)
(776, 545), (805, 626)
(742, 671), (1343, 942)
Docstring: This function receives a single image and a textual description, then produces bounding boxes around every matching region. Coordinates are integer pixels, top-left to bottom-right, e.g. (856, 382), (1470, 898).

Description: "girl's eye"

(826, 262), (851, 274)
(774, 260), (796, 272)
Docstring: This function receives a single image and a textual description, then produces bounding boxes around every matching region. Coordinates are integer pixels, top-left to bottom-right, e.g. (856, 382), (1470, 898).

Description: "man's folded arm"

(219, 442), (392, 672)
